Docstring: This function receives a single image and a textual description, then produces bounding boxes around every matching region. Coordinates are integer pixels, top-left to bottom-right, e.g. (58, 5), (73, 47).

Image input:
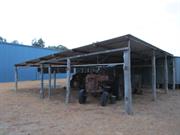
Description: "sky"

(0, 0), (179, 56)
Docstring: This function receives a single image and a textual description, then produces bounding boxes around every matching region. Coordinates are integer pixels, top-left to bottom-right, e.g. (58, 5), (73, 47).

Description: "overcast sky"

(0, 0), (179, 56)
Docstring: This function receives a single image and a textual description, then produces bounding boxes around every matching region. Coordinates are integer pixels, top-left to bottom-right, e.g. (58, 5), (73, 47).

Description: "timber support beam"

(48, 65), (52, 98)
(123, 40), (133, 115)
(164, 55), (168, 93)
(40, 64), (44, 98)
(65, 59), (71, 104)
(152, 50), (157, 101)
(172, 57), (176, 90)
(14, 66), (18, 91)
(53, 70), (56, 89)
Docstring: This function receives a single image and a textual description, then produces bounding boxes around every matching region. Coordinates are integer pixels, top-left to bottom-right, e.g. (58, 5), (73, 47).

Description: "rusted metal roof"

(15, 34), (173, 67)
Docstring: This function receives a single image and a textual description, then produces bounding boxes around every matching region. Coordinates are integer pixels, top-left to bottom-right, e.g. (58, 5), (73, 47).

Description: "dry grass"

(0, 80), (180, 135)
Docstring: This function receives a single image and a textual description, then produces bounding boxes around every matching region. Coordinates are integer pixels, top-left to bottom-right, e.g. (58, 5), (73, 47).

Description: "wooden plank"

(123, 40), (133, 115)
(48, 63), (124, 68)
(152, 50), (157, 101)
(164, 55), (168, 93)
(72, 63), (123, 67)
(172, 57), (176, 90)
(14, 66), (18, 91)
(42, 47), (129, 64)
(65, 59), (71, 104)
(53, 70), (56, 89)
(40, 65), (44, 98)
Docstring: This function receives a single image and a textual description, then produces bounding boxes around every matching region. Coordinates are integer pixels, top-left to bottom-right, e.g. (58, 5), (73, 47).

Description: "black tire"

(109, 95), (116, 104)
(78, 89), (87, 104)
(100, 91), (109, 106)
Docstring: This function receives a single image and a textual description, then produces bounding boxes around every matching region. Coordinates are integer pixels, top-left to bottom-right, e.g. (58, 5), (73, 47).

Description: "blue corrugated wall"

(175, 57), (180, 84)
(140, 58), (177, 86)
(0, 43), (59, 82)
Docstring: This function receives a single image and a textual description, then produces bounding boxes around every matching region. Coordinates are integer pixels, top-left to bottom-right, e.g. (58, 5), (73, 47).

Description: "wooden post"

(123, 40), (133, 115)
(152, 50), (157, 101)
(40, 65), (44, 98)
(172, 57), (176, 90)
(53, 70), (56, 89)
(73, 67), (76, 74)
(38, 69), (41, 80)
(164, 55), (168, 93)
(48, 65), (52, 98)
(65, 59), (71, 104)
(36, 69), (39, 80)
(14, 66), (18, 91)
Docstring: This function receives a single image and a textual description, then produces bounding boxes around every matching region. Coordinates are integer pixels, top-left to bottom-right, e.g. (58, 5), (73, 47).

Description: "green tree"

(32, 38), (45, 48)
(0, 36), (7, 43)
(11, 40), (19, 44)
(47, 45), (68, 51)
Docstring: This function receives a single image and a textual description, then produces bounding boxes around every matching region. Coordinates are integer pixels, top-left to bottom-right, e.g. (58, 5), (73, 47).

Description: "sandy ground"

(0, 80), (180, 135)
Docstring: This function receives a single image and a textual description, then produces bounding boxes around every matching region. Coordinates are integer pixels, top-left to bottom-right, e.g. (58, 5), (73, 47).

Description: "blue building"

(0, 42), (59, 82)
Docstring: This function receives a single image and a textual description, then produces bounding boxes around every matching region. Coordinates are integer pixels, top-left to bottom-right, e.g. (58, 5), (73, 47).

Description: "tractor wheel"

(78, 89), (87, 104)
(100, 91), (109, 106)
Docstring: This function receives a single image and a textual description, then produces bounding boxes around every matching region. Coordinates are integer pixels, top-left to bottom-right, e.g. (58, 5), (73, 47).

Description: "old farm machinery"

(71, 66), (119, 106)
(70, 64), (142, 106)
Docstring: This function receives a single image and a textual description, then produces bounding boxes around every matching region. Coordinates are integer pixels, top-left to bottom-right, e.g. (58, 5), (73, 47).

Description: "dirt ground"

(0, 80), (180, 135)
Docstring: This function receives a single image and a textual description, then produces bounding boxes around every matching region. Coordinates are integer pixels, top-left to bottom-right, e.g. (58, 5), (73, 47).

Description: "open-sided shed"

(15, 34), (176, 114)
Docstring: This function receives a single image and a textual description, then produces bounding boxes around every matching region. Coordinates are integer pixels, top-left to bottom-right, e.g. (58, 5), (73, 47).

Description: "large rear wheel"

(78, 89), (87, 104)
(100, 91), (109, 106)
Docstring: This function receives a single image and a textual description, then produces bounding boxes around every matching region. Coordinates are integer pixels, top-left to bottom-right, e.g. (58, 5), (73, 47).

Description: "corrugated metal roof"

(15, 34), (173, 67)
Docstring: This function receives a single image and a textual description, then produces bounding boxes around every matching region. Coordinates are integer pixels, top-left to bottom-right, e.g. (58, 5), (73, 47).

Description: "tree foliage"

(0, 36), (68, 51)
(0, 36), (7, 43)
(47, 45), (68, 51)
(32, 38), (45, 48)
(11, 40), (19, 44)
(0, 36), (20, 44)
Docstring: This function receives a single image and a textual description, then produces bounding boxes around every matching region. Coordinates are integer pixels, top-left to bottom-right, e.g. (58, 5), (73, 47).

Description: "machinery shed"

(15, 34), (176, 115)
(0, 42), (59, 82)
